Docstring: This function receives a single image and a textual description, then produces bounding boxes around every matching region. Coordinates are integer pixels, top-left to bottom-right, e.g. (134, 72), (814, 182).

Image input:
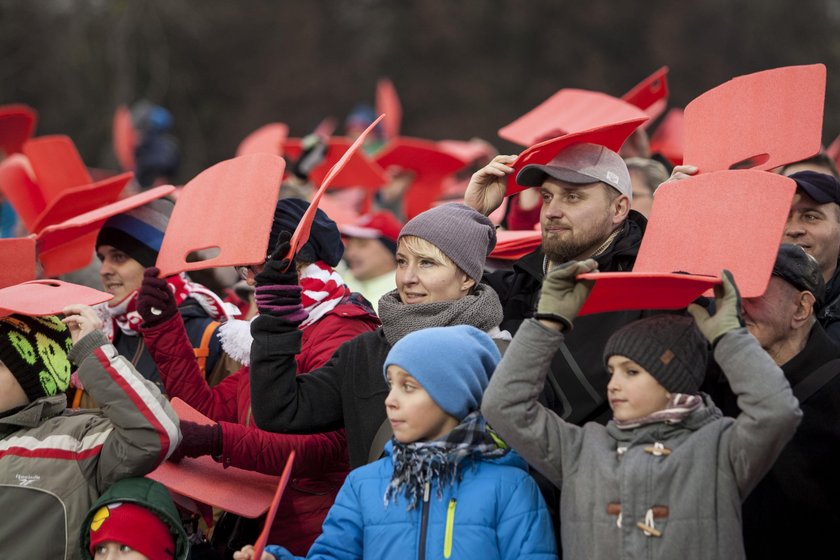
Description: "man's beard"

(541, 214), (616, 265)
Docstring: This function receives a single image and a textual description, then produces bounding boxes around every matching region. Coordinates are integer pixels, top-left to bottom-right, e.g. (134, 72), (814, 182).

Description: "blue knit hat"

(383, 325), (501, 421)
(96, 198), (174, 267)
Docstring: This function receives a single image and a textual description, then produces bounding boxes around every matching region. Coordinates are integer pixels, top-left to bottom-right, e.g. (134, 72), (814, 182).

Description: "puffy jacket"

(265, 441), (557, 560)
(141, 294), (380, 555)
(0, 330), (181, 560)
(79, 477), (189, 560)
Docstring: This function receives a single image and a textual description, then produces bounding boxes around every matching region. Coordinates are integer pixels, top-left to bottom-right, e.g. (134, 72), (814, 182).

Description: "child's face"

(606, 356), (670, 422)
(0, 361), (29, 412)
(93, 541), (151, 559)
(385, 365), (460, 443)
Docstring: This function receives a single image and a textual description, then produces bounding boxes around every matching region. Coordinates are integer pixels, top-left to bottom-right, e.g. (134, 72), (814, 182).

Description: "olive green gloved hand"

(534, 259), (598, 331)
(687, 269), (745, 346)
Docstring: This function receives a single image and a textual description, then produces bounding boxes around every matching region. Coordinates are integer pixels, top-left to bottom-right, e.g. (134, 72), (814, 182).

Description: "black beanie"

(603, 314), (708, 394)
(0, 314), (74, 402)
(269, 198), (344, 266)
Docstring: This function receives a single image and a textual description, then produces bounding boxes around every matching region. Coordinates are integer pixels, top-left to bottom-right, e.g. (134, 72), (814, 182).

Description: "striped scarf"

(384, 411), (507, 511)
(613, 393), (703, 430)
(299, 261), (350, 328)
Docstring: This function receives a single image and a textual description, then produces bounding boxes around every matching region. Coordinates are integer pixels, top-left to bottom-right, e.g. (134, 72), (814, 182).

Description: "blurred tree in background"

(1, 0), (839, 182)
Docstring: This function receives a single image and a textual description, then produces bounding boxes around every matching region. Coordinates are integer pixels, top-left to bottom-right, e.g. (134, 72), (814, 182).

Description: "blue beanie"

(96, 198), (174, 267)
(383, 325), (501, 421)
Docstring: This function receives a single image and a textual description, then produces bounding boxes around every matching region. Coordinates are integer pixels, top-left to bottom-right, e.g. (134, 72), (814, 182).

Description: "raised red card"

(0, 238), (36, 289)
(376, 78), (402, 141)
(622, 66), (669, 126)
(577, 170), (796, 315)
(35, 185), (175, 277)
(0, 104), (37, 155)
(683, 64), (825, 172)
(112, 105), (137, 171)
(505, 118), (648, 197)
(499, 89), (650, 147)
(0, 279), (112, 318)
(283, 137), (387, 189)
(155, 154), (285, 277)
(236, 123), (289, 157)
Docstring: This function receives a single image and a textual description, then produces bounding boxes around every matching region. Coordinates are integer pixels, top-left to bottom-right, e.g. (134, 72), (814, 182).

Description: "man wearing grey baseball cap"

(465, 142), (649, 424)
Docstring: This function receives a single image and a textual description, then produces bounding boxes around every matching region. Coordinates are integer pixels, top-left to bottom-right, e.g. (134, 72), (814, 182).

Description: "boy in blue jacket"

(235, 325), (557, 560)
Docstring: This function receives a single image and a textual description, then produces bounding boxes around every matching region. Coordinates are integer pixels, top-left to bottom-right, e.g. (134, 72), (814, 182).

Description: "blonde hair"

(398, 235), (456, 268)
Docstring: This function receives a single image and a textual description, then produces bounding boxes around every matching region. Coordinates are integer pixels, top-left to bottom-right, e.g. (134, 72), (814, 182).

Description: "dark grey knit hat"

(398, 203), (497, 282)
(603, 314), (708, 394)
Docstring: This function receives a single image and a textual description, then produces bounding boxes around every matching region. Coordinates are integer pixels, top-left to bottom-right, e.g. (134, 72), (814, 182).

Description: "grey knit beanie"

(603, 314), (708, 394)
(398, 203), (497, 282)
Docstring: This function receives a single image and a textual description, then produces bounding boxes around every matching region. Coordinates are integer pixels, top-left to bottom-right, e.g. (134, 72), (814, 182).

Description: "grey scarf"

(378, 283), (503, 346)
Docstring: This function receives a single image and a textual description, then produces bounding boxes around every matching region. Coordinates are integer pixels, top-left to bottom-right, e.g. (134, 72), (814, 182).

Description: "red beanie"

(89, 502), (175, 560)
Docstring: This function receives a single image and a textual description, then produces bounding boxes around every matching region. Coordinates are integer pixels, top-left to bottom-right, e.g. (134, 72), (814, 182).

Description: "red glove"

(137, 267), (179, 328)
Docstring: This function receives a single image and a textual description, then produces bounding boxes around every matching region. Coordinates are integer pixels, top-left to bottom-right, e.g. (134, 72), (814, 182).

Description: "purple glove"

(137, 267), (178, 327)
(169, 420), (222, 462)
(254, 231), (308, 326)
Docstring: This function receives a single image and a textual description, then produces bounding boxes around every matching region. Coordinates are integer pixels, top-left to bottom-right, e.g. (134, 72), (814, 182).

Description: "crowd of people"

(1, 72), (839, 560)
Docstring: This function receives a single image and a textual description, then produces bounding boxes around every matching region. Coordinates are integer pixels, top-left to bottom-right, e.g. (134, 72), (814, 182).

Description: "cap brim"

(516, 164), (601, 188)
(795, 183), (836, 205)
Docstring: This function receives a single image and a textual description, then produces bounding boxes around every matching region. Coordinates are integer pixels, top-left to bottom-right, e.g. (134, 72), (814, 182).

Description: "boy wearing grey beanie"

(483, 261), (802, 560)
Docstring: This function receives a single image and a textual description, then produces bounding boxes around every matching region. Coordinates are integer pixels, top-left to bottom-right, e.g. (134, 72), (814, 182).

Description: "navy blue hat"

(383, 325), (501, 421)
(269, 198), (344, 266)
(789, 171), (840, 206)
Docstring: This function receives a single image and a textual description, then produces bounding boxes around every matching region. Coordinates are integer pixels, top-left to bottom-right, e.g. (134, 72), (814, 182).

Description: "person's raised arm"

(464, 154), (517, 216)
(482, 260), (597, 487)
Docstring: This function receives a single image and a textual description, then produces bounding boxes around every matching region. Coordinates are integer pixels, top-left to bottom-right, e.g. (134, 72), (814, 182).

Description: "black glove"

(137, 267), (178, 328)
(169, 420), (222, 462)
(290, 133), (328, 181)
(254, 231), (308, 325)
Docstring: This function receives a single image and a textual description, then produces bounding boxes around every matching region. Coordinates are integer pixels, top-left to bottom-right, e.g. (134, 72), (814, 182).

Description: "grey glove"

(534, 259), (598, 331)
(687, 269), (745, 346)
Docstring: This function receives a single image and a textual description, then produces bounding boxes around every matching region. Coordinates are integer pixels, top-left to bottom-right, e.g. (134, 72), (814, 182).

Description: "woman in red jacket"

(136, 198), (380, 556)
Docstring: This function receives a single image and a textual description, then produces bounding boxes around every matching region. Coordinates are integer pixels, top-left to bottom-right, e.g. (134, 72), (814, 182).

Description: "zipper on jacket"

(443, 498), (457, 558)
(417, 481), (431, 560)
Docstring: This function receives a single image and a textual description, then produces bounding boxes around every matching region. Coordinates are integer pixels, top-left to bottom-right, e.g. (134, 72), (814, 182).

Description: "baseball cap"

(788, 170), (840, 205)
(516, 143), (632, 199)
(773, 243), (825, 308)
(339, 211), (403, 253)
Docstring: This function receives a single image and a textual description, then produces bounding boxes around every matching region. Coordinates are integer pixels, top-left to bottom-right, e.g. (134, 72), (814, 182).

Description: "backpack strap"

(792, 358), (840, 404)
(193, 321), (220, 379)
(367, 417), (394, 464)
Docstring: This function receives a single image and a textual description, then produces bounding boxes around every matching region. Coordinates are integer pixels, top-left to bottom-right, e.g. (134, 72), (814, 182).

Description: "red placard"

(499, 89), (650, 147)
(376, 77), (402, 141)
(0, 104), (37, 155)
(683, 64), (825, 172)
(236, 123), (289, 157)
(375, 137), (469, 219)
(283, 137), (387, 189)
(155, 154), (285, 277)
(0, 280), (112, 317)
(35, 185), (175, 277)
(622, 66), (670, 126)
(146, 399), (281, 519)
(251, 450), (296, 560)
(505, 118), (648, 197)
(112, 105), (137, 171)
(488, 230), (542, 261)
(0, 238), (36, 288)
(577, 170), (796, 315)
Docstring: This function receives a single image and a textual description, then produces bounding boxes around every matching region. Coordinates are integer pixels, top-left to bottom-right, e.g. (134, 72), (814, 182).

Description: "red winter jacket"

(141, 296), (380, 556)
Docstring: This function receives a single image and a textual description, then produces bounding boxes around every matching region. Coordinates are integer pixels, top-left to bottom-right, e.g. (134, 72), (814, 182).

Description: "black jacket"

(818, 260), (840, 345)
(712, 323), (840, 558)
(484, 210), (648, 424)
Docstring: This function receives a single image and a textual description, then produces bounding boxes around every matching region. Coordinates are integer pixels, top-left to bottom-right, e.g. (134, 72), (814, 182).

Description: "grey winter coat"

(482, 320), (801, 560)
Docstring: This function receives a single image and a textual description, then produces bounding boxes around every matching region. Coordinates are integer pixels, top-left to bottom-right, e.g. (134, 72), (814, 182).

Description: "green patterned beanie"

(0, 314), (73, 401)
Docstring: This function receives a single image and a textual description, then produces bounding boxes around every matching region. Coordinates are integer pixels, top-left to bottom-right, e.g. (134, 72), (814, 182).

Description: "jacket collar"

(0, 395), (67, 435)
(782, 322), (840, 387)
(606, 393), (721, 444)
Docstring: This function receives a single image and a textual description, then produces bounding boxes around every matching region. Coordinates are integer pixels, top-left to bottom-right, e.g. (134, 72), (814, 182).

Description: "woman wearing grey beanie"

(248, 203), (508, 468)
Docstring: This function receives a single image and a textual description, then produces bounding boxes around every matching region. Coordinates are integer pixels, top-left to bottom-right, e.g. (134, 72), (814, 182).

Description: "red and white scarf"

(100, 273), (234, 339)
(217, 261), (350, 365)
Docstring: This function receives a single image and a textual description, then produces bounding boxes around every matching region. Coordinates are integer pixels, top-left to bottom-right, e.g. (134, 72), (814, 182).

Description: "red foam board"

(236, 123), (289, 157)
(0, 104), (37, 155)
(622, 66), (670, 126)
(376, 78), (402, 141)
(283, 137), (387, 189)
(0, 237), (36, 288)
(0, 280), (112, 317)
(112, 105), (137, 171)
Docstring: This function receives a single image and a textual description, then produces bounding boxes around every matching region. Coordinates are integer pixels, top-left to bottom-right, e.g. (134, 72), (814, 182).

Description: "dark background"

(2, 0), (838, 181)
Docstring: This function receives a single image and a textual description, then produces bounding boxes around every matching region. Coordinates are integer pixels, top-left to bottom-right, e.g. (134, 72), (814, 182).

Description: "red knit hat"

(88, 502), (175, 560)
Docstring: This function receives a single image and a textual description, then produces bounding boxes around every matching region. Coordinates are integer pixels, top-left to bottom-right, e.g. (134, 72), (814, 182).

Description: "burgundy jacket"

(141, 296), (380, 555)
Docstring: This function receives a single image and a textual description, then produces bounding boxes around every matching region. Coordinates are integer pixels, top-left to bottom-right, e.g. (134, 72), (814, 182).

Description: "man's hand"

(662, 164), (699, 186)
(687, 269), (745, 346)
(535, 259), (598, 331)
(62, 304), (104, 344)
(464, 154), (517, 216)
